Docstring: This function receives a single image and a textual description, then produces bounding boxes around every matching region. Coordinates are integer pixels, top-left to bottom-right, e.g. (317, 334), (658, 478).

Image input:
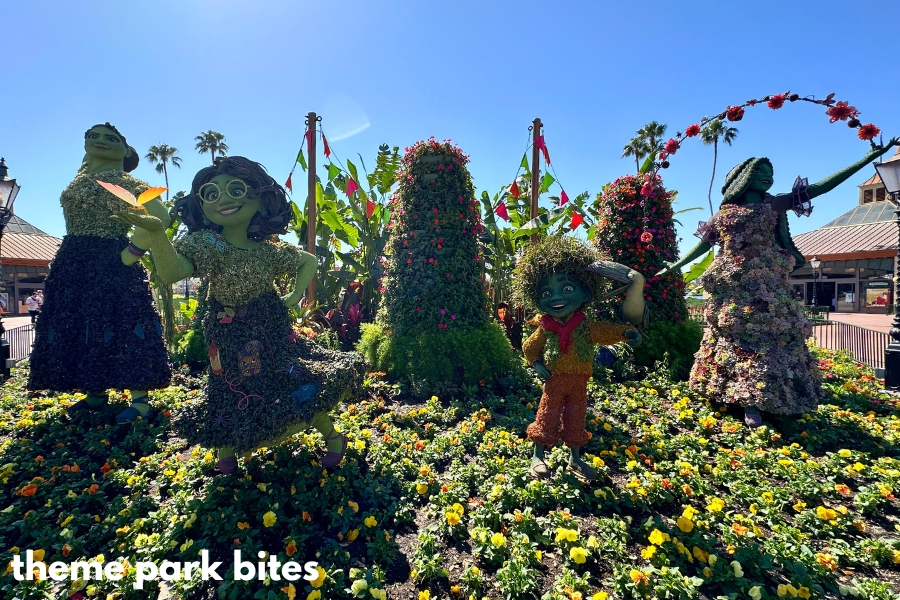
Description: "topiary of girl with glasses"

(28, 123), (171, 423)
(114, 156), (366, 474)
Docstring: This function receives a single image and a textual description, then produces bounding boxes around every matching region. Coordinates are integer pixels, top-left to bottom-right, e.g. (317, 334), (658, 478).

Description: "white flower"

(350, 579), (368, 595)
(730, 560), (744, 578)
(748, 586), (761, 600)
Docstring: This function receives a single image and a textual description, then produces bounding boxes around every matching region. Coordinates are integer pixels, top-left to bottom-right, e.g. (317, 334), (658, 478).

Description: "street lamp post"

(810, 256), (821, 310)
(874, 157), (900, 389)
(0, 158), (22, 380)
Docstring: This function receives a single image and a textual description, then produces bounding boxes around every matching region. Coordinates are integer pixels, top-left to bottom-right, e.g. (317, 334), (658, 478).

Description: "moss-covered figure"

(512, 237), (644, 480)
(358, 139), (512, 392)
(28, 123), (171, 423)
(114, 157), (366, 474)
(666, 139), (899, 426)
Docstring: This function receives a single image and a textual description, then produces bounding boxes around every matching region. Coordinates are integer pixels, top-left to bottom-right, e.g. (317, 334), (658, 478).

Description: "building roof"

(794, 221), (896, 258)
(0, 215), (61, 263)
(858, 146), (900, 187)
(822, 201), (895, 228)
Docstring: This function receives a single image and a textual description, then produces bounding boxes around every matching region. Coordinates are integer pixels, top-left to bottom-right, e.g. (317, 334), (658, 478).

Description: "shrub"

(632, 320), (703, 381)
(593, 173), (687, 323)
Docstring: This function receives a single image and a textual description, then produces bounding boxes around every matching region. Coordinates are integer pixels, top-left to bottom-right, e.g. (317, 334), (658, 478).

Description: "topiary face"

(199, 174), (262, 229)
(512, 236), (606, 313)
(537, 272), (592, 319)
(84, 126), (130, 165)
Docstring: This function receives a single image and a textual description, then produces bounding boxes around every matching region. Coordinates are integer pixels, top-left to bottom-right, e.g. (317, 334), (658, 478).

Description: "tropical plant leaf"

(639, 150), (659, 174)
(682, 249), (714, 284)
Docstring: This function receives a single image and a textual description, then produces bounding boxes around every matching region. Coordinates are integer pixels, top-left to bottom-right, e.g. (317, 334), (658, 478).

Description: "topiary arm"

(589, 322), (634, 345)
(281, 251), (318, 309)
(112, 210), (194, 283)
(522, 327), (547, 367)
(658, 240), (711, 276)
(804, 141), (898, 200)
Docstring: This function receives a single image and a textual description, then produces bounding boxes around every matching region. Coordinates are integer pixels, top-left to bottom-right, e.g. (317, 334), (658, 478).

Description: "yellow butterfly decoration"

(96, 180), (167, 210)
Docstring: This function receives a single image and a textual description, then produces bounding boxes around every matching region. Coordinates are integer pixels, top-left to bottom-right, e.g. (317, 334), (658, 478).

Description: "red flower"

(640, 232), (653, 243)
(826, 101), (859, 123)
(726, 106), (744, 121)
(684, 124), (701, 137)
(640, 183), (655, 196)
(857, 123), (881, 141)
(767, 94), (786, 109)
(664, 139), (679, 155)
(746, 99), (759, 106)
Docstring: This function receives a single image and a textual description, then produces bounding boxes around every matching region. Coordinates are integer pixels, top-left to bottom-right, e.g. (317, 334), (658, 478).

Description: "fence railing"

(803, 306), (830, 321)
(3, 324), (35, 362)
(811, 320), (889, 372)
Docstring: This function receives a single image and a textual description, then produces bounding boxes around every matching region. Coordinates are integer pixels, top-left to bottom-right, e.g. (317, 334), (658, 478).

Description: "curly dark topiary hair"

(84, 122), (139, 172)
(721, 157), (773, 205)
(175, 156), (292, 242)
(512, 236), (609, 312)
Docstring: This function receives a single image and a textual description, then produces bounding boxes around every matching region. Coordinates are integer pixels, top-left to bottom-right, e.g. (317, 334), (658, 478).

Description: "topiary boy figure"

(513, 237), (645, 480)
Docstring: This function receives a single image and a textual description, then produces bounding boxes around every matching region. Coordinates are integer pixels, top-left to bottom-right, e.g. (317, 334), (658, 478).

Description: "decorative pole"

(305, 112), (321, 306)
(529, 118), (542, 244)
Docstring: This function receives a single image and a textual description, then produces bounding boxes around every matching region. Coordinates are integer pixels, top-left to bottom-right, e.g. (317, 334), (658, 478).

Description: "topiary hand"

(625, 329), (642, 347)
(111, 209), (167, 234)
(533, 360), (552, 381)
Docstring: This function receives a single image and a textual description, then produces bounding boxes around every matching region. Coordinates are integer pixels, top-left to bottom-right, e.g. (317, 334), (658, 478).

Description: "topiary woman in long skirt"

(28, 123), (171, 423)
(115, 157), (366, 473)
(666, 139), (897, 426)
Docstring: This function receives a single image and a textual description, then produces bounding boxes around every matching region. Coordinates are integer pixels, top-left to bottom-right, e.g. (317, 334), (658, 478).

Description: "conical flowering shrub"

(593, 173), (687, 323)
(358, 138), (512, 390)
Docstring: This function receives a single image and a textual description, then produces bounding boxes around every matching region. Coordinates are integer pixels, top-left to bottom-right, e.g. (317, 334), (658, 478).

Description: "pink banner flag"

(559, 190), (569, 206)
(346, 177), (359, 197)
(322, 133), (331, 158)
(495, 202), (510, 221)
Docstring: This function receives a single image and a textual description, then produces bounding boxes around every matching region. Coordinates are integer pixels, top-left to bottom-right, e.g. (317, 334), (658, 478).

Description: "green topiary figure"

(593, 174), (687, 323)
(358, 138), (512, 391)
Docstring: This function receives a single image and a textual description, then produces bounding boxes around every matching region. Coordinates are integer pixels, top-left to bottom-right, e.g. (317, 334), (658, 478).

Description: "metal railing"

(3, 324), (35, 361)
(811, 320), (889, 372)
(803, 306), (830, 321)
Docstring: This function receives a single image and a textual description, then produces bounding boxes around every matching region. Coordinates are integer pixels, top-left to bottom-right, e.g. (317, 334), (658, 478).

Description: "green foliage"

(593, 174), (688, 323)
(371, 139), (513, 389)
(170, 328), (208, 369)
(630, 320), (704, 381)
(358, 322), (513, 390)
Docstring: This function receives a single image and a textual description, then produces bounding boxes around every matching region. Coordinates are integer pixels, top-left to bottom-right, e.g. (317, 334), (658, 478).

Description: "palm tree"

(145, 144), (181, 201)
(638, 121), (668, 154)
(622, 136), (650, 173)
(700, 119), (739, 215)
(194, 130), (229, 164)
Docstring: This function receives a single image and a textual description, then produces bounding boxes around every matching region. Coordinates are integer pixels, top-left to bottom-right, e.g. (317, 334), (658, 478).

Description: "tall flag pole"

(305, 112), (321, 306)
(529, 117), (542, 244)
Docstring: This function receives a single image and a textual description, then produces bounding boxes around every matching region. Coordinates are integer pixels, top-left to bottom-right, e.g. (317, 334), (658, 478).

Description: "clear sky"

(4, 0), (899, 256)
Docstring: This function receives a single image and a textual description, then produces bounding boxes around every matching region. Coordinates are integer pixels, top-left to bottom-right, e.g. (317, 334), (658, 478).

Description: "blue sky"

(4, 0), (899, 257)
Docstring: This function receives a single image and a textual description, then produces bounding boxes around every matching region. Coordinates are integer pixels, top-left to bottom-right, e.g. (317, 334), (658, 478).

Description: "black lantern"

(874, 156), (900, 389)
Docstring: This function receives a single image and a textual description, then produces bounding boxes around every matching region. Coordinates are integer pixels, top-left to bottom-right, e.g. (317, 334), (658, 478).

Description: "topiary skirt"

(28, 235), (172, 393)
(172, 291), (366, 454)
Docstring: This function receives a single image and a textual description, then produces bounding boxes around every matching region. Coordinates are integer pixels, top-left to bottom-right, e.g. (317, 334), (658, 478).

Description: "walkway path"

(828, 312), (892, 334)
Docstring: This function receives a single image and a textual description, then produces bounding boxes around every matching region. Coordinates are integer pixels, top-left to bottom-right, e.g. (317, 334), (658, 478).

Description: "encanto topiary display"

(115, 157), (366, 474)
(28, 123), (172, 424)
(593, 173), (687, 324)
(358, 138), (513, 391)
(666, 138), (899, 426)
(512, 236), (644, 481)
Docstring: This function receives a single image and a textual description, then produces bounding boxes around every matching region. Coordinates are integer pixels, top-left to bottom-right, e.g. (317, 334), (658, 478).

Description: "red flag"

(533, 135), (551, 165)
(570, 210), (583, 230)
(510, 180), (520, 198)
(322, 133), (331, 158)
(305, 129), (313, 152)
(284, 172), (293, 192)
(495, 202), (510, 221)
(346, 177), (359, 197)
(559, 190), (569, 206)
(366, 198), (376, 218)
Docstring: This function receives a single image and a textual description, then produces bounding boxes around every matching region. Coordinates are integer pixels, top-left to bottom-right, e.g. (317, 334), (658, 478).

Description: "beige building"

(0, 215), (61, 316)
(789, 147), (899, 314)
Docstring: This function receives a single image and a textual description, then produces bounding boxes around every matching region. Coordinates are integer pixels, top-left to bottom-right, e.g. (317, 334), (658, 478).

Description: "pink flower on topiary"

(640, 231), (653, 243)
(641, 183), (655, 196)
(767, 94), (786, 109)
(726, 106), (744, 121)
(685, 124), (701, 137)
(857, 123), (880, 141)
(664, 139), (680, 155)
(825, 101), (859, 123)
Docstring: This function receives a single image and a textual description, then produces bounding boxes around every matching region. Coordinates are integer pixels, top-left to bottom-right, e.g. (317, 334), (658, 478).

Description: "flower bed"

(1, 349), (899, 599)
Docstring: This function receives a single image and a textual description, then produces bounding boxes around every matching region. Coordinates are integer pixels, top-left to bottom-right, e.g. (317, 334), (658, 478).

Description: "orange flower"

(682, 485), (693, 496)
(100, 463), (111, 475)
(237, 522), (250, 530)
(302, 511), (312, 522)
(285, 540), (297, 557)
(834, 484), (851, 496)
(62, 545), (71, 557)
(87, 484), (99, 495)
(71, 464), (80, 473)
(731, 523), (749, 536)
(19, 484), (38, 497)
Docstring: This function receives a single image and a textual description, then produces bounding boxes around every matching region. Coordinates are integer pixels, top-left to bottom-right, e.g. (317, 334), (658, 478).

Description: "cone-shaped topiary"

(593, 173), (687, 323)
(358, 138), (513, 390)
